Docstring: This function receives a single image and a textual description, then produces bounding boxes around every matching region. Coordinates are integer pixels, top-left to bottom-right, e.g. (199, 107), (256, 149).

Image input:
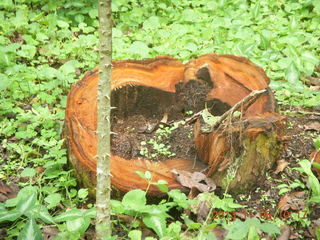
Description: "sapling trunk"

(96, 0), (112, 238)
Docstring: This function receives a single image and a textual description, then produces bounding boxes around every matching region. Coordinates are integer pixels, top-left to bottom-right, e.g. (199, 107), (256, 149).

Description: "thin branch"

(206, 89), (267, 132)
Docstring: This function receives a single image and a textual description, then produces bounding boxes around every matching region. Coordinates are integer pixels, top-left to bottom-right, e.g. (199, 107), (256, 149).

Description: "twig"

(206, 89), (267, 132)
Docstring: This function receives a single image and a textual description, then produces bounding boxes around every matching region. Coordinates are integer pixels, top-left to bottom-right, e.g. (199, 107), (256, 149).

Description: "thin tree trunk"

(96, 0), (112, 239)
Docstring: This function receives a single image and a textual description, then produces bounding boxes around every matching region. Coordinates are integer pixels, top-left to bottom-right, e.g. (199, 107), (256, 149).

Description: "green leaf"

(168, 190), (190, 209)
(122, 189), (146, 211)
(143, 16), (160, 30)
(128, 230), (142, 240)
(247, 225), (259, 240)
(77, 189), (88, 199)
(0, 209), (21, 222)
(313, 163), (320, 170)
(66, 217), (90, 234)
(156, 180), (169, 193)
(259, 222), (280, 235)
(83, 208), (96, 219)
(21, 168), (37, 178)
(18, 219), (43, 240)
(54, 209), (84, 222)
(44, 193), (61, 209)
(57, 20), (69, 28)
(128, 41), (150, 58)
(6, 186), (38, 208)
(201, 108), (220, 126)
(17, 45), (37, 59)
(143, 215), (166, 237)
(298, 160), (320, 197)
(17, 193), (37, 214)
(252, 2), (260, 19)
(285, 62), (300, 85)
(144, 171), (152, 179)
(0, 73), (10, 91)
(25, 205), (54, 224)
(111, 200), (125, 214)
(314, 138), (320, 150)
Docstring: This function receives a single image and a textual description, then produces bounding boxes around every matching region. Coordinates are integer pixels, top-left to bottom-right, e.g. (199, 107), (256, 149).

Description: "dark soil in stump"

(110, 80), (214, 161)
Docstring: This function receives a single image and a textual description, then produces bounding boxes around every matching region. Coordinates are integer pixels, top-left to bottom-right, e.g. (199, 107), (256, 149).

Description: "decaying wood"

(205, 89), (267, 132)
(65, 53), (285, 196)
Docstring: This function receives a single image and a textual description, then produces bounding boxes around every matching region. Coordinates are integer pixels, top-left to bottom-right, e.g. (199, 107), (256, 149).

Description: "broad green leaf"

(128, 230), (142, 240)
(17, 193), (37, 214)
(57, 20), (69, 28)
(17, 45), (37, 59)
(313, 163), (320, 170)
(66, 217), (90, 234)
(143, 215), (166, 237)
(285, 62), (299, 83)
(25, 205), (54, 224)
(0, 73), (10, 91)
(143, 16), (160, 30)
(168, 190), (190, 209)
(252, 2), (260, 19)
(247, 226), (259, 240)
(77, 188), (88, 199)
(83, 208), (96, 218)
(122, 189), (146, 210)
(298, 160), (320, 197)
(111, 200), (125, 214)
(44, 193), (61, 209)
(21, 168), (36, 178)
(259, 222), (280, 235)
(18, 219), (43, 240)
(54, 209), (84, 222)
(226, 219), (250, 239)
(128, 41), (150, 58)
(156, 181), (169, 193)
(5, 186), (37, 208)
(0, 209), (21, 222)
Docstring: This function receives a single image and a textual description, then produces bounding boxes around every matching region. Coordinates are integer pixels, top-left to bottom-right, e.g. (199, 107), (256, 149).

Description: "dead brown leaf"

(211, 227), (228, 240)
(277, 225), (290, 240)
(42, 226), (59, 240)
(278, 192), (306, 212)
(275, 159), (289, 174)
(172, 170), (216, 193)
(0, 181), (19, 203)
(305, 121), (320, 131)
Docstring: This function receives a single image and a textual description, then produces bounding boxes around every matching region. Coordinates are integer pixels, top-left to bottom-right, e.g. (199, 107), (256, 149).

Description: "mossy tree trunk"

(96, 0), (112, 239)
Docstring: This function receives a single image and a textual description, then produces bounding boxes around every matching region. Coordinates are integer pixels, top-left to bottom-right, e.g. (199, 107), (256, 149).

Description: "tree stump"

(65, 54), (286, 196)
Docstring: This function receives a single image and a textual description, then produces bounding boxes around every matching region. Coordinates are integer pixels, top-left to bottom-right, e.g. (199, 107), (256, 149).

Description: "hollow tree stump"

(65, 53), (286, 196)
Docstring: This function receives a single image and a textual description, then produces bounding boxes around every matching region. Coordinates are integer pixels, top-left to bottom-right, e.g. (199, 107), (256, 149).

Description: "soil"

(231, 106), (320, 239)
(111, 80), (213, 161)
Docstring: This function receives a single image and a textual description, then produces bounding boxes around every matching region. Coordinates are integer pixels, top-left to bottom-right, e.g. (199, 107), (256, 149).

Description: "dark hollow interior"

(110, 79), (230, 161)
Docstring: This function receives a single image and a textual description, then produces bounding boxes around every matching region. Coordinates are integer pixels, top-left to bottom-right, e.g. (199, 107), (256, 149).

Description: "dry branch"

(205, 89), (267, 132)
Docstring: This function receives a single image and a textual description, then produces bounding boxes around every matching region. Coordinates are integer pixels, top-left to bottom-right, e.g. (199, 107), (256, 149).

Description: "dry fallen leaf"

(278, 192), (306, 212)
(275, 159), (289, 174)
(42, 226), (59, 240)
(305, 121), (320, 131)
(172, 170), (216, 193)
(211, 227), (228, 240)
(0, 181), (19, 203)
(277, 225), (290, 240)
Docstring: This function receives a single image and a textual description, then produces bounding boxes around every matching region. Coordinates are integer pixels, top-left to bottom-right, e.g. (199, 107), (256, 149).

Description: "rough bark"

(96, 0), (112, 238)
